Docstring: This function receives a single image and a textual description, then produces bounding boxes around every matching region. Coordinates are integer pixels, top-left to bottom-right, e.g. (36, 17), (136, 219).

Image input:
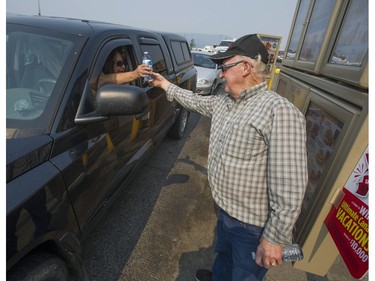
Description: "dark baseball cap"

(211, 34), (269, 65)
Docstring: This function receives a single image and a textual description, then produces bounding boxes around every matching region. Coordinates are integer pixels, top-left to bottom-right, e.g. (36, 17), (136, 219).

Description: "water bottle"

(142, 51), (152, 82)
(251, 243), (303, 263)
(282, 243), (304, 262)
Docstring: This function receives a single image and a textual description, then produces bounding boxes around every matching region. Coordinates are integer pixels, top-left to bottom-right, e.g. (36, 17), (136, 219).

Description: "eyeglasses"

(219, 60), (244, 73)
(113, 60), (125, 67)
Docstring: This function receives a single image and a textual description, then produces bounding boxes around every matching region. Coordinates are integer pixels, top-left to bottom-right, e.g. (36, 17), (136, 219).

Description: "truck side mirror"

(96, 84), (148, 115)
(75, 84), (149, 124)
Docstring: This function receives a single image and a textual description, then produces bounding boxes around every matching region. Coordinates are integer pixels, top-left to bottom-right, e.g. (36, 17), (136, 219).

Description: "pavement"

(87, 112), (369, 281)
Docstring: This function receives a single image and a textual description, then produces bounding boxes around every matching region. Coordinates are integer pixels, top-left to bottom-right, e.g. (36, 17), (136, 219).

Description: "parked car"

(202, 45), (215, 52)
(277, 49), (285, 62)
(213, 38), (235, 53)
(6, 14), (197, 281)
(285, 49), (296, 60)
(191, 51), (222, 95)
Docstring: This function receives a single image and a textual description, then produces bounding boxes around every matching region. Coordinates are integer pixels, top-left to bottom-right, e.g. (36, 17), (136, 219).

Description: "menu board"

(329, 0), (368, 66)
(284, 80), (309, 111)
(302, 102), (344, 214)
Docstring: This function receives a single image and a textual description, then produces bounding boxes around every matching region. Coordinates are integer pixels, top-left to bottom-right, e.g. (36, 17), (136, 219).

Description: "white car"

(214, 39), (235, 53)
(277, 49), (285, 62)
(202, 45), (215, 52)
(192, 51), (222, 95)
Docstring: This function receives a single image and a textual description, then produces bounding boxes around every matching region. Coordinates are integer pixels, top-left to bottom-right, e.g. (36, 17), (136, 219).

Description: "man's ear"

(243, 61), (252, 75)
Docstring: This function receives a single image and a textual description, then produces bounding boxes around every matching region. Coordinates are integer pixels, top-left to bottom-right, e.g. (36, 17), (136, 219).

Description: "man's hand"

(149, 72), (171, 90)
(135, 64), (152, 78)
(255, 238), (283, 269)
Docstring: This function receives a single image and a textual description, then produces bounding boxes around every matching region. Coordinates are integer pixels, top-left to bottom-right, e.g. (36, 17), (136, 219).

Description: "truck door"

(137, 35), (177, 144)
(52, 38), (155, 236)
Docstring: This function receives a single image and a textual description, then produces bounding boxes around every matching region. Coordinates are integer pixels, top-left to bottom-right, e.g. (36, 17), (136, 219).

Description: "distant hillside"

(178, 33), (234, 48)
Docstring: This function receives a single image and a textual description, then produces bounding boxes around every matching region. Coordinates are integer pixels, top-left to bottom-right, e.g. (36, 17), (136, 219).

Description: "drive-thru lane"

(81, 112), (216, 281)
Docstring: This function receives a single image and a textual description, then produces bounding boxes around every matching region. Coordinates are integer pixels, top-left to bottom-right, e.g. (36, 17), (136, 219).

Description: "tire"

(7, 252), (70, 281)
(168, 107), (189, 139)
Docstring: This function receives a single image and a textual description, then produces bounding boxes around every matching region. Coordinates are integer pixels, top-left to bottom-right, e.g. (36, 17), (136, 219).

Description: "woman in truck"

(97, 47), (152, 88)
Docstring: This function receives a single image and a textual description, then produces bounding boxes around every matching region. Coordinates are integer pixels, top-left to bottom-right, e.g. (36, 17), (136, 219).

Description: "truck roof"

(6, 13), (156, 38)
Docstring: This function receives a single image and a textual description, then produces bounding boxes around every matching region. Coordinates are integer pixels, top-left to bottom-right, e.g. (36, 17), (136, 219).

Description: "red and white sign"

(324, 147), (368, 279)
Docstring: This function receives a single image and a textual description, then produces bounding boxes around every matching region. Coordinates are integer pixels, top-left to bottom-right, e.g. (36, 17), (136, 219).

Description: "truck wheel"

(168, 108), (189, 139)
(7, 252), (70, 281)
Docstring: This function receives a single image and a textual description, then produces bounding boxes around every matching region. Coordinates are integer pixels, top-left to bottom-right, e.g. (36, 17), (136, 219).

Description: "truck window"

(101, 45), (139, 86)
(171, 41), (191, 65)
(139, 44), (167, 77)
(6, 26), (81, 134)
(59, 42), (139, 132)
(181, 42), (192, 61)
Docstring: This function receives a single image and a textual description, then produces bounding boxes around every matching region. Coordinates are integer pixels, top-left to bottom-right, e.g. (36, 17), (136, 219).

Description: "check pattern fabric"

(165, 82), (308, 245)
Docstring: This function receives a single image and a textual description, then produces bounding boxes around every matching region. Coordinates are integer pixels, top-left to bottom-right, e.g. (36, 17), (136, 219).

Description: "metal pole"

(38, 0), (41, 16)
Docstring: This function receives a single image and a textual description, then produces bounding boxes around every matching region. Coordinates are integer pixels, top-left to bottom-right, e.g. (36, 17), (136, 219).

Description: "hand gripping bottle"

(282, 244), (304, 262)
(251, 243), (304, 263)
(142, 51), (152, 82)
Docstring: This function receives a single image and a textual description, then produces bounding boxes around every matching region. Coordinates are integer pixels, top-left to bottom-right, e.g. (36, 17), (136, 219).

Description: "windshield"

(192, 53), (216, 69)
(6, 23), (84, 138)
(219, 40), (233, 47)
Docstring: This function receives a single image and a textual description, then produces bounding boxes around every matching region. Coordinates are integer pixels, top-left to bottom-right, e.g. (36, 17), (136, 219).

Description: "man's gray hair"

(240, 55), (268, 80)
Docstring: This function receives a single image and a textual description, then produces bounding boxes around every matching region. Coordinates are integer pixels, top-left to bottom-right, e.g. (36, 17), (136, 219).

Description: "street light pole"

(38, 0), (41, 16)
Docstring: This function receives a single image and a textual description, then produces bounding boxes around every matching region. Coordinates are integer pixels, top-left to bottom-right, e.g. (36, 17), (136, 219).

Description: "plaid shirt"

(166, 82), (308, 245)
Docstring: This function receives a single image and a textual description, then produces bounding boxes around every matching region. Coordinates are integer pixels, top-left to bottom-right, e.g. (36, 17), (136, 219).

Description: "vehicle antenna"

(38, 0), (41, 16)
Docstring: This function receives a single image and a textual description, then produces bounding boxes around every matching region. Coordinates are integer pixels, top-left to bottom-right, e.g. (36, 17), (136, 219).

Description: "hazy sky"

(6, 0), (298, 48)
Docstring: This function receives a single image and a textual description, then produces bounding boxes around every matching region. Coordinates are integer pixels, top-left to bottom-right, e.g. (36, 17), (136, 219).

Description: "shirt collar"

(240, 82), (268, 100)
(225, 82), (268, 103)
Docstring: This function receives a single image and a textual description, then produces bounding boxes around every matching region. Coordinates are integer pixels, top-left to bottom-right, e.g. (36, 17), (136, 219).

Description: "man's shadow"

(176, 233), (216, 281)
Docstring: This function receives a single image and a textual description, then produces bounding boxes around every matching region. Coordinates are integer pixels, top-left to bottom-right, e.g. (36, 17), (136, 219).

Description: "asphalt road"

(81, 112), (217, 281)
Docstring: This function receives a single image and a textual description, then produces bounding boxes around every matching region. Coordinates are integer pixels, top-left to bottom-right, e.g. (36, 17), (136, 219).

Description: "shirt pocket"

(222, 122), (266, 160)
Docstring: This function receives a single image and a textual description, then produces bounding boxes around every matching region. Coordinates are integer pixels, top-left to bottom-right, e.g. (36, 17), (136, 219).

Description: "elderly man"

(149, 34), (308, 281)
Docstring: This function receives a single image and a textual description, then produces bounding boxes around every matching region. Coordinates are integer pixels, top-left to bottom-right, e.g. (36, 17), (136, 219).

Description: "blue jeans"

(212, 209), (268, 281)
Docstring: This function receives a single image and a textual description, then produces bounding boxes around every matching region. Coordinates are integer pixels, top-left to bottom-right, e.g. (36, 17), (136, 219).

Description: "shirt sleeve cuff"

(262, 222), (293, 245)
(165, 83), (177, 101)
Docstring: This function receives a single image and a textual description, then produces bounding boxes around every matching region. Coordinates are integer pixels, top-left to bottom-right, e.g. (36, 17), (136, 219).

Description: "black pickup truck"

(6, 14), (197, 280)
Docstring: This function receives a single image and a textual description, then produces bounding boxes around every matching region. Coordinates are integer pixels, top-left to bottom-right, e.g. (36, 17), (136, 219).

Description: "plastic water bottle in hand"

(251, 243), (304, 263)
(282, 244), (304, 262)
(142, 51), (152, 82)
